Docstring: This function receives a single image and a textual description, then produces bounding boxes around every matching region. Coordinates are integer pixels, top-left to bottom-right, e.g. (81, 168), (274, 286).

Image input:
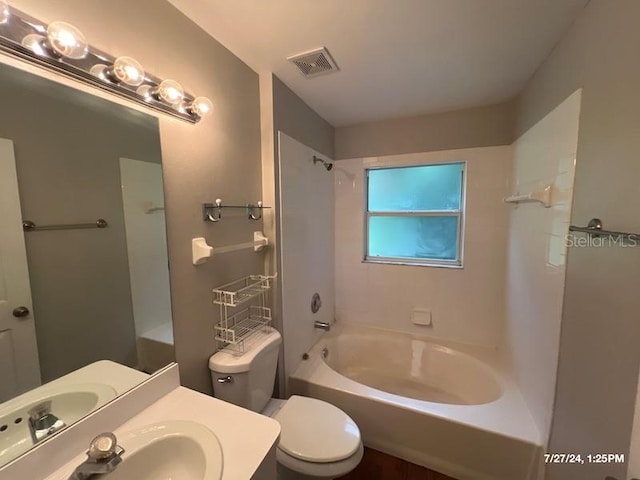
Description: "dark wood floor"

(338, 447), (457, 480)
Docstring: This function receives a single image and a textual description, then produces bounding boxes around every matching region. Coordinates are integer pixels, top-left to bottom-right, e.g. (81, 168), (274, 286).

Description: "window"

(365, 162), (465, 267)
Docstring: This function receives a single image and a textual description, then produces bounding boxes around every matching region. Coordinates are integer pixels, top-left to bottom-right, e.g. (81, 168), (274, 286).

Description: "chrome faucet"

(28, 401), (66, 444)
(68, 432), (125, 480)
(314, 320), (331, 331)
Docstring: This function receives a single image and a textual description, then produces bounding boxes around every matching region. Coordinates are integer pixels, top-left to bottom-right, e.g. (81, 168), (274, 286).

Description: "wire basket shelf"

(213, 274), (276, 354)
(212, 275), (273, 307)
(214, 306), (272, 352)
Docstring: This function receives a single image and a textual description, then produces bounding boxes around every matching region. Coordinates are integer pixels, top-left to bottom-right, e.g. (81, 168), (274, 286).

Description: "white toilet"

(209, 327), (363, 479)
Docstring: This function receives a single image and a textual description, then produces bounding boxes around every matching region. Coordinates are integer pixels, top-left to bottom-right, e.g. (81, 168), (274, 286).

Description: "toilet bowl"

(209, 328), (363, 479)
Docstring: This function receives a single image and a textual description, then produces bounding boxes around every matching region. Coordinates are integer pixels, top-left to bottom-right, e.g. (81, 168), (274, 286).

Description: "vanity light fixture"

(186, 96), (214, 117)
(139, 78), (185, 105)
(91, 56), (146, 87)
(0, 1), (10, 24)
(46, 21), (88, 59)
(0, 3), (212, 123)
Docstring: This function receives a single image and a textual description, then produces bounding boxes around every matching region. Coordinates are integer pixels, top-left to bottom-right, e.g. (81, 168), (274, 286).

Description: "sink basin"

(104, 421), (223, 480)
(0, 383), (116, 465)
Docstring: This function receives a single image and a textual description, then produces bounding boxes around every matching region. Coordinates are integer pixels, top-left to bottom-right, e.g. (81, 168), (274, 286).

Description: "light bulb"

(156, 79), (183, 105)
(46, 21), (88, 59)
(0, 1), (10, 24)
(109, 56), (145, 86)
(22, 33), (48, 56)
(136, 84), (153, 101)
(188, 96), (213, 117)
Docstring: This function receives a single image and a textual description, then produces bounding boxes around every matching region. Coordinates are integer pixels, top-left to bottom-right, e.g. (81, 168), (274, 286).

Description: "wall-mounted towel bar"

(192, 231), (269, 265)
(504, 185), (552, 208)
(569, 218), (640, 240)
(23, 219), (108, 232)
(203, 199), (271, 222)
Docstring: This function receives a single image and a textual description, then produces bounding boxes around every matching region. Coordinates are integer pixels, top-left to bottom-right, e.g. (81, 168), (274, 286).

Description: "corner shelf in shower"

(213, 274), (276, 354)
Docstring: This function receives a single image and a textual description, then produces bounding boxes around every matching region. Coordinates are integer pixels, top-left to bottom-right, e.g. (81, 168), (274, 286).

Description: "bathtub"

(136, 322), (175, 373)
(289, 324), (542, 480)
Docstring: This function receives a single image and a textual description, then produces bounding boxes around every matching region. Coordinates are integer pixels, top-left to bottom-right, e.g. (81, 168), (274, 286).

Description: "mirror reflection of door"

(0, 139), (41, 401)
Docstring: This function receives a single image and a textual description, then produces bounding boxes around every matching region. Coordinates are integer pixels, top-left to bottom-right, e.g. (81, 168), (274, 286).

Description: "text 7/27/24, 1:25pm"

(544, 453), (625, 464)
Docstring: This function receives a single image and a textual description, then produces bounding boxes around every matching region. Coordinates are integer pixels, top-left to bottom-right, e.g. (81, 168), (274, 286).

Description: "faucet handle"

(28, 401), (52, 421)
(87, 433), (124, 461)
(314, 320), (331, 331)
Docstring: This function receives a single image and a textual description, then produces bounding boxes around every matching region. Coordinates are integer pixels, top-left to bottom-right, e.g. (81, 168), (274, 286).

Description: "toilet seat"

(274, 395), (361, 463)
(276, 442), (364, 479)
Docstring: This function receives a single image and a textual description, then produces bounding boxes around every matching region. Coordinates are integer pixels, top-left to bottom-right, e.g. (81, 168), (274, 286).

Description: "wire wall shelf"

(213, 274), (276, 354)
(213, 275), (274, 307)
(214, 306), (272, 349)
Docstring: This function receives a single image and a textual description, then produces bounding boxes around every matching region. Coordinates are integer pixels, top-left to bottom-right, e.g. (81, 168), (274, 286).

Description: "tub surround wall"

(334, 100), (516, 160)
(9, 0), (264, 394)
(278, 133), (335, 386)
(334, 147), (511, 347)
(503, 90), (581, 446)
(119, 159), (172, 338)
(514, 1), (640, 478)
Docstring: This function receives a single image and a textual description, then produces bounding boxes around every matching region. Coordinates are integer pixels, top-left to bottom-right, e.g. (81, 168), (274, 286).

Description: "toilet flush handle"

(217, 376), (233, 384)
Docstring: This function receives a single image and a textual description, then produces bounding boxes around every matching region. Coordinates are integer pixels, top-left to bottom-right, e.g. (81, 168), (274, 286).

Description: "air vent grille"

(287, 47), (339, 78)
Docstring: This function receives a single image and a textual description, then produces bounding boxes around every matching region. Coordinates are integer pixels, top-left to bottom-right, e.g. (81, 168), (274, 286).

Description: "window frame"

(363, 160), (466, 268)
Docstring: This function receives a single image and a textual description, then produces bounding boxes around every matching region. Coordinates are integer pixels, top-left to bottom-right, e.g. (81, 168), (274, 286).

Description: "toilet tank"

(209, 327), (281, 412)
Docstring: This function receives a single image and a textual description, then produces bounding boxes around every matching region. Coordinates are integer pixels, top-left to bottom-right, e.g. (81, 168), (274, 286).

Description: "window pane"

(368, 163), (463, 212)
(368, 216), (459, 261)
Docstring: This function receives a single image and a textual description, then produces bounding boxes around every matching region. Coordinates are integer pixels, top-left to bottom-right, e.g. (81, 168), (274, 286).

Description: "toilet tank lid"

(209, 327), (281, 373)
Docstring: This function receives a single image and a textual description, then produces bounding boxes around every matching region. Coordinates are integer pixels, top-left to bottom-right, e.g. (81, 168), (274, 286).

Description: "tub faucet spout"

(314, 320), (331, 331)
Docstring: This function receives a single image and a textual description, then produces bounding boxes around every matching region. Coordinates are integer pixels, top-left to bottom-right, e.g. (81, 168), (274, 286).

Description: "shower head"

(313, 155), (333, 172)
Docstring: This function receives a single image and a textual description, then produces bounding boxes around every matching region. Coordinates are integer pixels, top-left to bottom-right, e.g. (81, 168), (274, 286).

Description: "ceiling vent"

(287, 47), (339, 78)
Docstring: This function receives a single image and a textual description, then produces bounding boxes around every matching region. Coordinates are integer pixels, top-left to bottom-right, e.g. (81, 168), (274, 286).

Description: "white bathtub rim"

(293, 326), (542, 446)
(323, 322), (536, 411)
(327, 322), (506, 372)
(325, 328), (506, 405)
(296, 352), (540, 446)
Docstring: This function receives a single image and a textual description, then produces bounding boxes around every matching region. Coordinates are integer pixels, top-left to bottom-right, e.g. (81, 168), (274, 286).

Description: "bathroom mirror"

(0, 60), (174, 465)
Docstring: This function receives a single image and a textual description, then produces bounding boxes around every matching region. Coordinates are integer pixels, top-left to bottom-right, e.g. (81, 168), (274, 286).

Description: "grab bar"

(569, 218), (640, 240)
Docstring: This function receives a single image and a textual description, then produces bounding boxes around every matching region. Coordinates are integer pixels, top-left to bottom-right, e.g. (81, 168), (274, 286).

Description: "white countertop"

(44, 386), (281, 480)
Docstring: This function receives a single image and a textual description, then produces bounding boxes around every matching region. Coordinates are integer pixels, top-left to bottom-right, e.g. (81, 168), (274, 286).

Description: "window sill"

(363, 258), (464, 269)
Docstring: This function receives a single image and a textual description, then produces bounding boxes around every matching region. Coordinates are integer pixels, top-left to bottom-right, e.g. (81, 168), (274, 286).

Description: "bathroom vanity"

(0, 363), (280, 480)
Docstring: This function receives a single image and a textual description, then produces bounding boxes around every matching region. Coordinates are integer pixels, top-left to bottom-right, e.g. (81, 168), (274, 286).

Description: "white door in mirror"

(0, 138), (41, 401)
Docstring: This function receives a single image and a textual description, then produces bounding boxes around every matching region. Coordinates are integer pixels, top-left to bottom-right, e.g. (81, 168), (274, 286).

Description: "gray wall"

(334, 100), (516, 160)
(13, 0), (264, 394)
(0, 62), (162, 382)
(515, 1), (640, 478)
(273, 75), (335, 159)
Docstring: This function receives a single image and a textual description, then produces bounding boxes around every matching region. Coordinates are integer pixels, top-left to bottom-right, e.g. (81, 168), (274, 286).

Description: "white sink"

(0, 383), (116, 465)
(103, 421), (223, 480)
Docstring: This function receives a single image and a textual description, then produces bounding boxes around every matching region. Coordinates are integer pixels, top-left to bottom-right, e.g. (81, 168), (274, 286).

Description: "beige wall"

(515, 1), (640, 478)
(334, 100), (516, 160)
(11, 0), (264, 394)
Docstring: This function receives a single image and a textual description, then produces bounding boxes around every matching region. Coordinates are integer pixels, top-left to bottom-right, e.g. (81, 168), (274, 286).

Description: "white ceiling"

(168, 0), (588, 127)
